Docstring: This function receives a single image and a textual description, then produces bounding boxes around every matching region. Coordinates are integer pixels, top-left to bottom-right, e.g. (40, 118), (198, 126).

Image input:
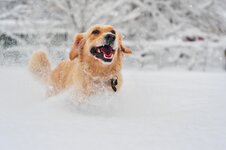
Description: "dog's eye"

(92, 29), (100, 35)
(110, 30), (116, 35)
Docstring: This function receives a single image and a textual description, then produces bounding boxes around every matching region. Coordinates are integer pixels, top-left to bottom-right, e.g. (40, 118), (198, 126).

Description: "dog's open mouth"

(90, 45), (115, 63)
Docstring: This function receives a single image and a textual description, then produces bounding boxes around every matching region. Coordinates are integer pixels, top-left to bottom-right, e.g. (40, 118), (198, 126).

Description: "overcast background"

(1, 0), (226, 70)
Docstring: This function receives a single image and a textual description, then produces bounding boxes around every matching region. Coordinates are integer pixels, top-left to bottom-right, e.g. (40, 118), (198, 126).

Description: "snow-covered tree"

(1, 0), (226, 70)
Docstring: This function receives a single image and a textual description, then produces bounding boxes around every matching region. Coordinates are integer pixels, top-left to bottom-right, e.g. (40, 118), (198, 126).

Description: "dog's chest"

(90, 77), (109, 89)
(83, 75), (112, 93)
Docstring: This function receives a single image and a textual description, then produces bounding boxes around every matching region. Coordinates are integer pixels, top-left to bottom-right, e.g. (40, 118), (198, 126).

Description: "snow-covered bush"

(0, 0), (226, 70)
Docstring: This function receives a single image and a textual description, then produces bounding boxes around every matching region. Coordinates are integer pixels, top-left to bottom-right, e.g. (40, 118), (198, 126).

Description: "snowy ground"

(0, 67), (226, 150)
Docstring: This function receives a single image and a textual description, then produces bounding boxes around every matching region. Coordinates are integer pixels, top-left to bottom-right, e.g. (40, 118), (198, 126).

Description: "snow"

(1, 0), (226, 70)
(0, 67), (226, 150)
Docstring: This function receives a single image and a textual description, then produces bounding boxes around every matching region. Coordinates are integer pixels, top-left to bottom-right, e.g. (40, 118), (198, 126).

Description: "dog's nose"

(105, 34), (115, 45)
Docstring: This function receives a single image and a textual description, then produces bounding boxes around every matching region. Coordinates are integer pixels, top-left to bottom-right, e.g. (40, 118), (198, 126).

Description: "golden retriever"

(28, 24), (132, 96)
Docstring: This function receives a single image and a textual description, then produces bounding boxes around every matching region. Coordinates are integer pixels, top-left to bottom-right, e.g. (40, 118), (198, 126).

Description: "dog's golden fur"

(28, 25), (132, 96)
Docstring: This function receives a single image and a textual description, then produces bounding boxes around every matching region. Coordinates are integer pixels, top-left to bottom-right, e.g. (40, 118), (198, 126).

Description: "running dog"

(29, 24), (132, 96)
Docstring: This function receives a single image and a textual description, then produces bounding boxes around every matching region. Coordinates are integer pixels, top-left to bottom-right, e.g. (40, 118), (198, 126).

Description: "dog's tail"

(28, 51), (51, 83)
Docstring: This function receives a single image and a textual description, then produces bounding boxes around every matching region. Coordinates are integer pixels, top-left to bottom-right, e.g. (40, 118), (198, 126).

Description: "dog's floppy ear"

(69, 33), (85, 60)
(118, 33), (132, 54)
(121, 46), (132, 54)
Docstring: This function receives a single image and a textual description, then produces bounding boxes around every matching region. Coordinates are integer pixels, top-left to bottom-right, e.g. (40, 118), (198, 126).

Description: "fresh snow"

(0, 67), (226, 150)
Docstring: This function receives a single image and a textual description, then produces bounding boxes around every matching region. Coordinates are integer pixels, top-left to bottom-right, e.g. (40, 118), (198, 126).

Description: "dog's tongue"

(100, 46), (113, 58)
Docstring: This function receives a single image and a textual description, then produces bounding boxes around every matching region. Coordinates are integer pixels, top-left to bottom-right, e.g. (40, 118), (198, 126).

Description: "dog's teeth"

(97, 49), (100, 53)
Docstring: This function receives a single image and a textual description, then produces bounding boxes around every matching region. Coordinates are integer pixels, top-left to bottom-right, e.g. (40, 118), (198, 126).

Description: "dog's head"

(69, 25), (132, 66)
